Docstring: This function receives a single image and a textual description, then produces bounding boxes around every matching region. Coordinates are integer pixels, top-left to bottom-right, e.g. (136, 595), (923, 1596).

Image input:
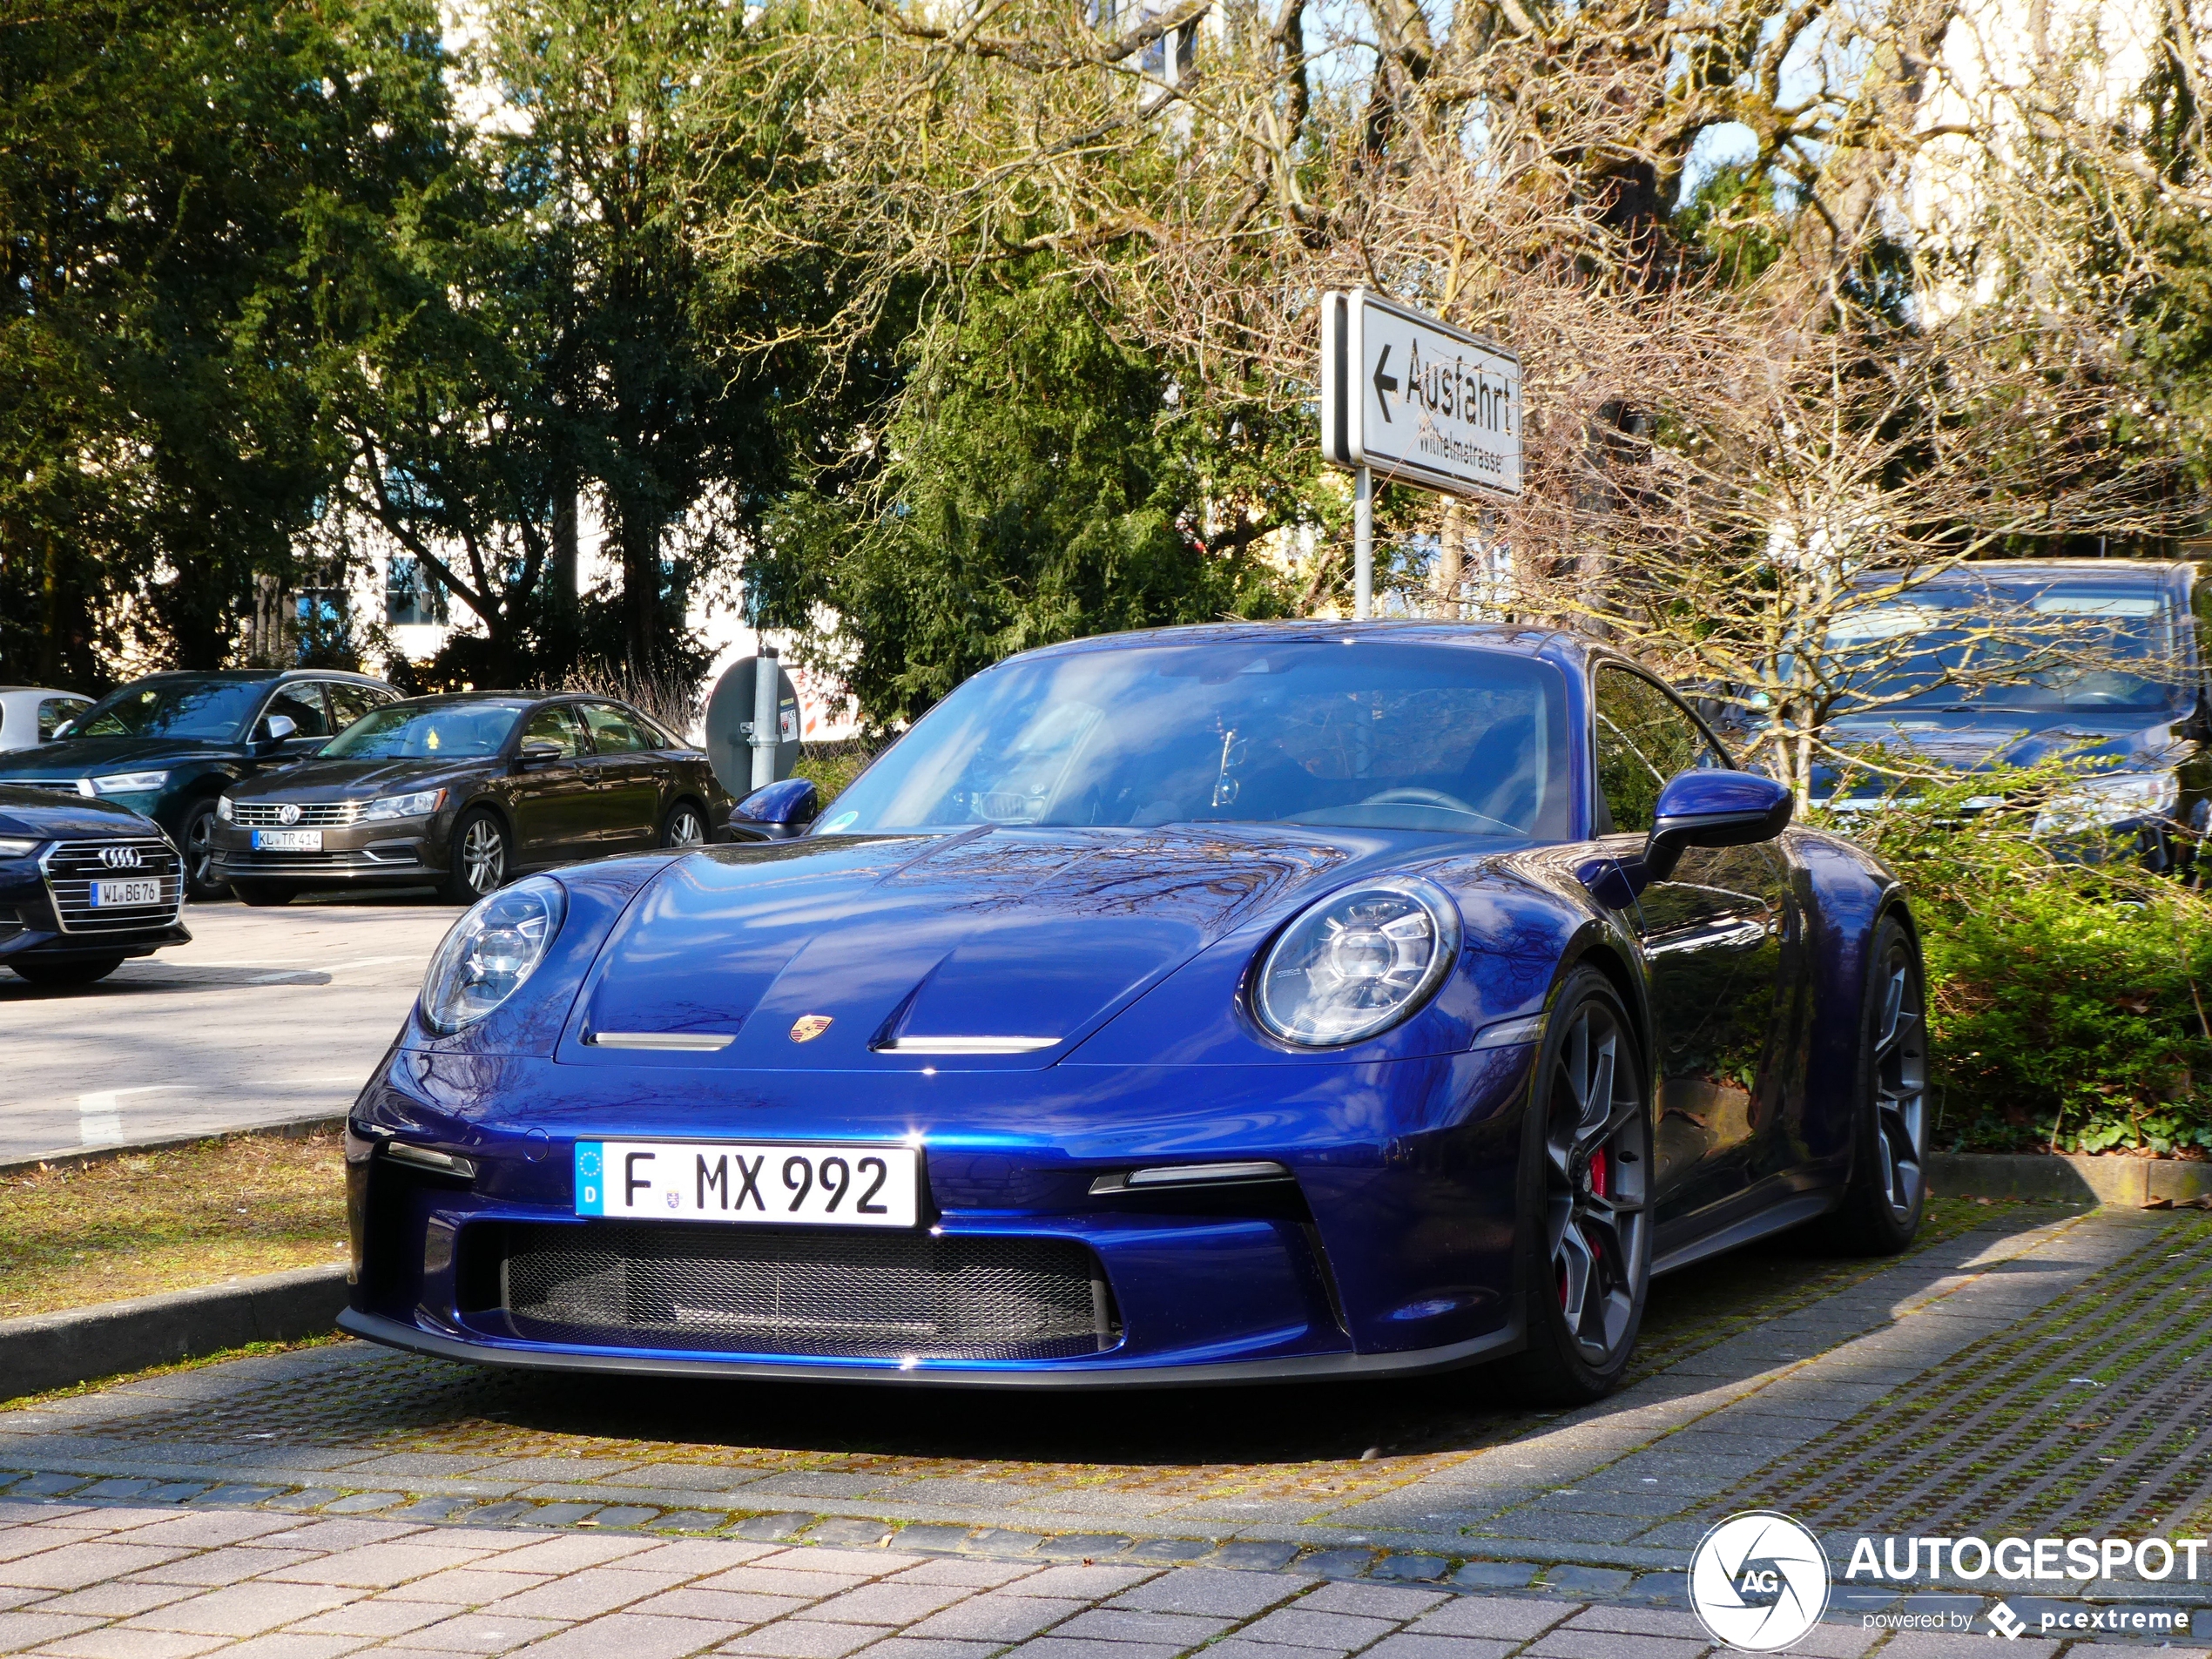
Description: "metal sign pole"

(1353, 465), (1373, 620)
(750, 644), (779, 792)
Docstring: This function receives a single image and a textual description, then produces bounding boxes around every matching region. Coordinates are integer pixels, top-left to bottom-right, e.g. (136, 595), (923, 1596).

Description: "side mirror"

(1641, 768), (1793, 884)
(733, 777), (819, 840)
(516, 739), (564, 771)
(255, 713), (298, 750)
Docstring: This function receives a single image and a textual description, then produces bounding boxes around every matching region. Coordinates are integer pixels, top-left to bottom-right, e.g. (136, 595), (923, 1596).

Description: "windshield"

(320, 701), (522, 760)
(821, 640), (1573, 840)
(1830, 579), (2184, 714)
(75, 678), (269, 741)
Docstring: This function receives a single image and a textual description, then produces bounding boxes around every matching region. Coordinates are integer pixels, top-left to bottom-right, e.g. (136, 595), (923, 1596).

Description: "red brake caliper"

(1562, 1148), (1610, 1310)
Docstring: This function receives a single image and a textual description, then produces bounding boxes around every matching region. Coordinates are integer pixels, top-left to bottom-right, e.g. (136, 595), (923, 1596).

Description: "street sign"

(1321, 289), (1521, 502)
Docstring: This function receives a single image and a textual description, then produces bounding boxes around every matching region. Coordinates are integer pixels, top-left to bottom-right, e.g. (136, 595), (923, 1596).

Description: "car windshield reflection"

(1830, 580), (2187, 715)
(74, 678), (268, 741)
(321, 701), (523, 760)
(824, 641), (1572, 838)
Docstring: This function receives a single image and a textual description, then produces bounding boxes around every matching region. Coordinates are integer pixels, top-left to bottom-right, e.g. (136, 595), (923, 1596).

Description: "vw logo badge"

(98, 846), (144, 870)
(1688, 1511), (1830, 1651)
(278, 803), (302, 826)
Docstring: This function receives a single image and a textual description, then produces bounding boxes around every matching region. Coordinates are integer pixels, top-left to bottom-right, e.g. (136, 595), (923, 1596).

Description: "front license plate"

(576, 1140), (921, 1228)
(92, 879), (163, 907)
(250, 828), (322, 852)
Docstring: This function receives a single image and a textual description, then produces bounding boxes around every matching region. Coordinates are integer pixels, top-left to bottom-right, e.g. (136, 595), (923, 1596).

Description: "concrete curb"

(0, 1115), (346, 1177)
(1932, 1150), (2212, 1204)
(0, 1265), (349, 1403)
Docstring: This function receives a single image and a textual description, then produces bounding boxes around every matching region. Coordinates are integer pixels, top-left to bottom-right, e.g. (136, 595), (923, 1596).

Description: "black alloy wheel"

(439, 809), (508, 905)
(179, 801), (226, 902)
(1502, 967), (1653, 1404)
(662, 802), (707, 848)
(1818, 915), (1929, 1254)
(10, 954), (125, 987)
(231, 880), (297, 908)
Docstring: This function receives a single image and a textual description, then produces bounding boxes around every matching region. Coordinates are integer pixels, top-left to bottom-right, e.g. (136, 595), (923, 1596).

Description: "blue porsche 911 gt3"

(341, 624), (1926, 1402)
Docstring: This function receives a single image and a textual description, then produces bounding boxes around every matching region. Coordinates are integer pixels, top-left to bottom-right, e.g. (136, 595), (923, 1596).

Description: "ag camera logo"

(1689, 1511), (1831, 1651)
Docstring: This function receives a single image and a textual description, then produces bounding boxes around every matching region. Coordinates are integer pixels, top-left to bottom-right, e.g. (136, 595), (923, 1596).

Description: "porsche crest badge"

(789, 1015), (833, 1043)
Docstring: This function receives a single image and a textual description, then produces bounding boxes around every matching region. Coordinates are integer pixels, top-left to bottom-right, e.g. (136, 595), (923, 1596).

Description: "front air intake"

(475, 1222), (1119, 1360)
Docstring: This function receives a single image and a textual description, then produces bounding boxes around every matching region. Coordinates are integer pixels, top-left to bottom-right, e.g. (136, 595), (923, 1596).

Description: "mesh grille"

(40, 840), (183, 934)
(489, 1223), (1116, 1360)
(232, 799), (367, 826)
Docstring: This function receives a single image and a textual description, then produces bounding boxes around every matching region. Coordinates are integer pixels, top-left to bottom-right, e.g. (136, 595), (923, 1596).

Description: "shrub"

(1812, 765), (2212, 1157)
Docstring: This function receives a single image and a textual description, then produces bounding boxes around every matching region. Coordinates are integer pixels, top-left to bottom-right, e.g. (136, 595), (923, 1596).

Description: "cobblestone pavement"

(0, 896), (451, 1163)
(4, 1203), (2211, 1653)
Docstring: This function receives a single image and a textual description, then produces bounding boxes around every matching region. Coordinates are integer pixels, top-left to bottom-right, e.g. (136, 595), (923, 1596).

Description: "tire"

(1500, 967), (1654, 1406)
(1815, 914), (1930, 1255)
(231, 880), (298, 907)
(178, 800), (227, 902)
(10, 954), (125, 987)
(661, 800), (708, 848)
(439, 809), (509, 904)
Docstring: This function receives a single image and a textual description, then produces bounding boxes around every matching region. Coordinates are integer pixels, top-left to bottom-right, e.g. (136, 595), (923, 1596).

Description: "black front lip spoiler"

(336, 1307), (1523, 1390)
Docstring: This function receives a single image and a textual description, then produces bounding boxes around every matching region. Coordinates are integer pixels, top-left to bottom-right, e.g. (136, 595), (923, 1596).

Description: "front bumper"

(212, 819), (441, 883)
(345, 1042), (1541, 1385)
(0, 840), (189, 962)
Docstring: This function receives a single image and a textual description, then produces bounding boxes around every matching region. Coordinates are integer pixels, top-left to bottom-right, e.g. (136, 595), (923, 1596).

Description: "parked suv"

(211, 692), (733, 905)
(0, 670), (399, 899)
(1816, 559), (2212, 871)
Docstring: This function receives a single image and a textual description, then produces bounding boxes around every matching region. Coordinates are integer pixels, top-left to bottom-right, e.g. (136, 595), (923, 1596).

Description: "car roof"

(1014, 619), (1602, 666)
(114, 668), (390, 685)
(1862, 558), (2192, 587)
(379, 691), (577, 709)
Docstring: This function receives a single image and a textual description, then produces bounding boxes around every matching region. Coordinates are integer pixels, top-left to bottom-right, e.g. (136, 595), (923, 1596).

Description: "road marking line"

(77, 1086), (184, 1147)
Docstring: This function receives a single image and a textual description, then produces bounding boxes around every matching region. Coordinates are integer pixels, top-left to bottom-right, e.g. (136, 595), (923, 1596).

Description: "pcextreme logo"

(1688, 1511), (1831, 1652)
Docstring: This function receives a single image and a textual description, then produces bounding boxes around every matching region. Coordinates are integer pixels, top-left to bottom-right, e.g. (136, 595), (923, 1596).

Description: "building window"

(386, 556), (448, 626)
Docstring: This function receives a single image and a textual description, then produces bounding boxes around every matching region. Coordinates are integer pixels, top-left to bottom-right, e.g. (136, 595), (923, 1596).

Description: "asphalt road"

(0, 894), (457, 1164)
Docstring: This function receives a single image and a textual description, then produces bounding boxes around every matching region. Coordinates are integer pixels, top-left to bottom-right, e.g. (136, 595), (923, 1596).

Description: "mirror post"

(1353, 465), (1373, 620)
(750, 646), (779, 792)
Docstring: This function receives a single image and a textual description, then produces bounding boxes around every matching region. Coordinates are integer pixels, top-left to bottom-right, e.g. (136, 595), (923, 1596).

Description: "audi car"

(0, 785), (188, 985)
(341, 624), (1924, 1402)
(212, 693), (733, 906)
(0, 670), (399, 900)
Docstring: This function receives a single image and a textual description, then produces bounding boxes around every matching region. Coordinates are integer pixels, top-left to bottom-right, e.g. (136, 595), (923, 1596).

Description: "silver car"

(0, 687), (93, 754)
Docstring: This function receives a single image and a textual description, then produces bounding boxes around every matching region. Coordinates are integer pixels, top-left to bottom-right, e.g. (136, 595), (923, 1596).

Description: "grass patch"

(0, 1130), (348, 1319)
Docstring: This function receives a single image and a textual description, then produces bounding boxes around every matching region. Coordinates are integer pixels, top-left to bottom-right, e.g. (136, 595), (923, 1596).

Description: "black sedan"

(0, 669), (399, 900)
(0, 785), (189, 986)
(211, 693), (734, 905)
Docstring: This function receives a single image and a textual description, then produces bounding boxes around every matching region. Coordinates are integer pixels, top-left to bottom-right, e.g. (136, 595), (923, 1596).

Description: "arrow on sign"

(1372, 344), (1398, 421)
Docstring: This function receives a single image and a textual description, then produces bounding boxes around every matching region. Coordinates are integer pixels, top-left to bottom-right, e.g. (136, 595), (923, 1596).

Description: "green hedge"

(1814, 765), (2212, 1157)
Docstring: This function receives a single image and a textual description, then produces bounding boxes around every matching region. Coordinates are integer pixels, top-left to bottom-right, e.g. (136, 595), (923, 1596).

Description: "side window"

(327, 683), (388, 731)
(259, 683), (330, 739)
(39, 698), (89, 740)
(518, 704), (586, 758)
(580, 702), (651, 754)
(1594, 667), (1725, 835)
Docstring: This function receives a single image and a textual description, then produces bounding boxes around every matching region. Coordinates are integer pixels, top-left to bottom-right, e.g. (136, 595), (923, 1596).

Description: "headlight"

(419, 875), (566, 1035)
(362, 787), (446, 821)
(216, 795), (233, 822)
(2032, 770), (2181, 836)
(0, 837), (40, 857)
(1253, 877), (1461, 1046)
(82, 770), (168, 795)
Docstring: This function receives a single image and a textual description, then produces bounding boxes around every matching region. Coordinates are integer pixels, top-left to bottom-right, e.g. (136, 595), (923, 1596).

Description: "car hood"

(229, 757), (489, 799)
(565, 824), (1399, 1070)
(0, 784), (158, 840)
(0, 736), (233, 781)
(1817, 707), (2192, 794)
